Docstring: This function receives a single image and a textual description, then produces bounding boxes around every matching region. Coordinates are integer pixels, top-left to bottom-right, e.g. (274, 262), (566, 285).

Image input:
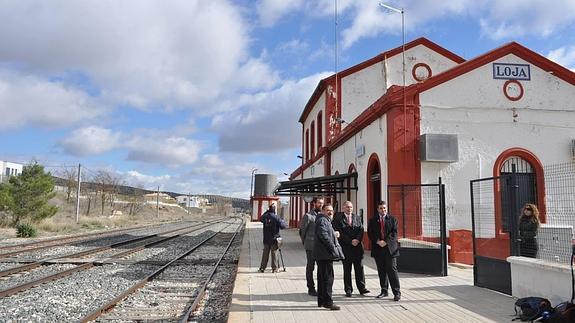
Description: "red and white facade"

(288, 37), (575, 258)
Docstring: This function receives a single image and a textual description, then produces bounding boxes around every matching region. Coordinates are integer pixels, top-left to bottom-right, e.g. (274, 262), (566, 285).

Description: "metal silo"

(253, 174), (277, 197)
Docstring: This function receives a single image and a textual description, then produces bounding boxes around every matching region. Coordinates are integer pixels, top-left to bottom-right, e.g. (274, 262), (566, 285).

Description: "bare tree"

(126, 185), (146, 216)
(58, 167), (78, 204)
(107, 173), (124, 209)
(93, 170), (113, 215)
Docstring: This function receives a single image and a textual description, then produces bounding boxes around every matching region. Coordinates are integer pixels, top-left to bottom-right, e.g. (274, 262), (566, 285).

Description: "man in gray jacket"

(313, 203), (345, 310)
(298, 197), (323, 296)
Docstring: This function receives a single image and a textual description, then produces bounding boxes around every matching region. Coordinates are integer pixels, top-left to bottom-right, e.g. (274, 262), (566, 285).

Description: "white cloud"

(125, 136), (201, 166)
(276, 39), (310, 54)
(0, 70), (106, 130)
(254, 0), (575, 48)
(256, 0), (305, 26)
(58, 126), (201, 166)
(59, 127), (121, 156)
(212, 72), (331, 153)
(478, 0), (575, 40)
(123, 170), (171, 188)
(0, 0), (276, 112)
(547, 46), (575, 71)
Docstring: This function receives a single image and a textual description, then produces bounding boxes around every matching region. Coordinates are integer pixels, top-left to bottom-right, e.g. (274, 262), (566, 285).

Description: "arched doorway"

(493, 148), (546, 235)
(366, 154), (382, 250)
(499, 156), (536, 232)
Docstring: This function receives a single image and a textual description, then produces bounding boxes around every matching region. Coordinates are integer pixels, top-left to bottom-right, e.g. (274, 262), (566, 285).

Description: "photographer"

(258, 203), (287, 273)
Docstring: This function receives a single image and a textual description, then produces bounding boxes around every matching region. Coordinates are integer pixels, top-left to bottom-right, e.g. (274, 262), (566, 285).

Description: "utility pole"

(75, 163), (81, 223)
(156, 185), (160, 218)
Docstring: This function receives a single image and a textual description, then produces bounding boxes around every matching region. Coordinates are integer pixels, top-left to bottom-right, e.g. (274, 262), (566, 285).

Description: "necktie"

(380, 215), (385, 239)
(348, 214), (352, 226)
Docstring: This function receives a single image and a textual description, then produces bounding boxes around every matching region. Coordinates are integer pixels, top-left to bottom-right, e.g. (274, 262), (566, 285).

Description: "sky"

(1, 0), (574, 199)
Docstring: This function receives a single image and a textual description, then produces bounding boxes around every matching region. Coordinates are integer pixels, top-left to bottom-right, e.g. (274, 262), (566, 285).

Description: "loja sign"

(493, 63), (531, 80)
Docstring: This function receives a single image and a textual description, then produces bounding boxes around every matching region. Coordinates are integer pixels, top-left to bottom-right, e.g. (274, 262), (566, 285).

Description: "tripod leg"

(279, 248), (286, 271)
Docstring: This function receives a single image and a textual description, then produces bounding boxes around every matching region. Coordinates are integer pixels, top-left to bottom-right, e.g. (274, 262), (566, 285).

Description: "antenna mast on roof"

(334, 0), (338, 121)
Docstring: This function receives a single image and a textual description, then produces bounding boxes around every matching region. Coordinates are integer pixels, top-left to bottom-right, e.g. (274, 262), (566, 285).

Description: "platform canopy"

(274, 172), (358, 196)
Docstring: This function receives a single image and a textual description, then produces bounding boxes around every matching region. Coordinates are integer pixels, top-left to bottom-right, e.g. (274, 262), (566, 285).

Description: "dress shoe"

(323, 304), (340, 311)
(376, 291), (388, 298)
(345, 292), (352, 297)
(308, 289), (318, 296)
(359, 289), (371, 295)
(258, 269), (264, 273)
(272, 268), (278, 273)
(393, 294), (401, 301)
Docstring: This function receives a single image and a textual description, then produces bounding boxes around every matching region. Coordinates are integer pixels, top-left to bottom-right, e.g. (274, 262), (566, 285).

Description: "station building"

(277, 37), (575, 264)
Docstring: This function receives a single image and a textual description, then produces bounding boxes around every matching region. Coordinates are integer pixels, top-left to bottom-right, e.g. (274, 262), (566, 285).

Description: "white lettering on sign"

(493, 63), (530, 80)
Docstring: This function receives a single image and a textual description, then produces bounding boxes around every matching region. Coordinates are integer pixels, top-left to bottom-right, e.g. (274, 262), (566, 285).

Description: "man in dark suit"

(313, 203), (345, 310)
(332, 201), (370, 297)
(367, 201), (401, 301)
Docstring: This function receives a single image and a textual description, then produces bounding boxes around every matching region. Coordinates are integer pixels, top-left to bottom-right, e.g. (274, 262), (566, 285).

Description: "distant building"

(176, 195), (208, 208)
(0, 161), (23, 183)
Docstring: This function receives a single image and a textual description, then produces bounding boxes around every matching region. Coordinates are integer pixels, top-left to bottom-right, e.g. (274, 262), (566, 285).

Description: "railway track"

(82, 217), (244, 322)
(0, 220), (225, 298)
(0, 216), (245, 321)
(0, 220), (202, 260)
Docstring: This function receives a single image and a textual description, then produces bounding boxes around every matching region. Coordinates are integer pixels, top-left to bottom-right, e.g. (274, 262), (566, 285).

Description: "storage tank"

(254, 174), (277, 197)
(251, 174), (279, 222)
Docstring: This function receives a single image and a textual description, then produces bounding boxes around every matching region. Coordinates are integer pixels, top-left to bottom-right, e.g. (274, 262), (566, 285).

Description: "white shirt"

(344, 213), (352, 225)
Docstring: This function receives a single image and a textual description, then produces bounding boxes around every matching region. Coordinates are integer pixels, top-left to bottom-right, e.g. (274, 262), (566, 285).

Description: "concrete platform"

(229, 220), (517, 322)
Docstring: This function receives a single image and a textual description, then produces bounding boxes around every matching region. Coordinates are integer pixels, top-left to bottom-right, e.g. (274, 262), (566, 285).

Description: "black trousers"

(305, 249), (316, 290)
(520, 239), (538, 258)
(317, 260), (334, 306)
(374, 249), (400, 296)
(342, 255), (366, 294)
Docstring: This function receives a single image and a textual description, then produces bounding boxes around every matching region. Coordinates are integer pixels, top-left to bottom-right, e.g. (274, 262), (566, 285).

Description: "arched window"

(310, 121), (315, 157)
(317, 111), (323, 149)
(305, 129), (310, 161)
(347, 164), (357, 211)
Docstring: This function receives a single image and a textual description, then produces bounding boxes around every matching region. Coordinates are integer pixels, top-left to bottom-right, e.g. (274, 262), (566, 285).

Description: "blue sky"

(1, 0), (574, 198)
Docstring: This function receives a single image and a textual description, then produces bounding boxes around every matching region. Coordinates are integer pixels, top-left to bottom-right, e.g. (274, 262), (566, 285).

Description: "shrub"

(16, 223), (37, 238)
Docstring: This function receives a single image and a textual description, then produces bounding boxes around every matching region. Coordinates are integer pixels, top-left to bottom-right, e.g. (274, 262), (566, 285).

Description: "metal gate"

(387, 180), (447, 276)
(470, 171), (536, 294)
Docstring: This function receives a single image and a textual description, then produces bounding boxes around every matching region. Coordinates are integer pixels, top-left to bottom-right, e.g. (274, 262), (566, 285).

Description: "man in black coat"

(332, 201), (370, 297)
(298, 197), (323, 296)
(367, 201), (401, 301)
(259, 203), (287, 273)
(313, 203), (345, 310)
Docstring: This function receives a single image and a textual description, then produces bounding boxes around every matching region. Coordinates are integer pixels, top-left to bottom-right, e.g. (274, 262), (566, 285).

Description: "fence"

(539, 162), (575, 263)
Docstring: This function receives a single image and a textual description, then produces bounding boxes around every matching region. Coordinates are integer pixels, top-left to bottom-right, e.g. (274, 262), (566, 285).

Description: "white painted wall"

(302, 91), (325, 161)
(341, 44), (460, 129)
(251, 202), (259, 221)
(508, 256), (572, 305)
(0, 161), (23, 183)
(331, 116), (388, 229)
(419, 54), (575, 233)
(302, 157), (325, 178)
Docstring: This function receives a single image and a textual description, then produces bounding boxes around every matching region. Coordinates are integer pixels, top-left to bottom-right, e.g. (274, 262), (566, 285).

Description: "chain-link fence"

(538, 162), (575, 263)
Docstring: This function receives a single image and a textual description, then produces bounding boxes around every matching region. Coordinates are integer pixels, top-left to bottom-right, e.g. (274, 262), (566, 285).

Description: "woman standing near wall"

(519, 203), (540, 258)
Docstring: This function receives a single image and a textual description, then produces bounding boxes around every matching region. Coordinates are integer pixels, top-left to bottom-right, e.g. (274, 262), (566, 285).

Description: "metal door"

(387, 180), (447, 276)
